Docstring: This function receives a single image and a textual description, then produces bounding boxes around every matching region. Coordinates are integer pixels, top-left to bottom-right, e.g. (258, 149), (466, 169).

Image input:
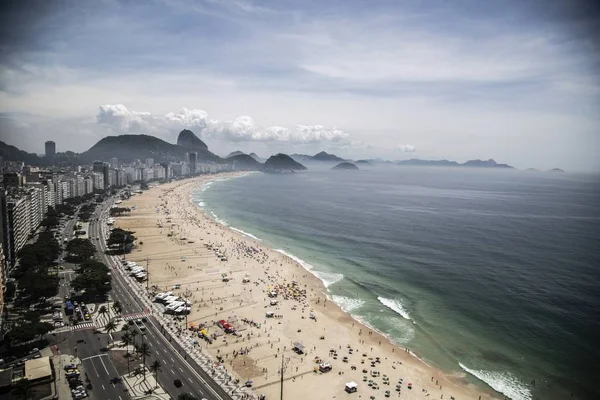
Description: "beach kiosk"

(292, 342), (305, 354)
(345, 382), (358, 393)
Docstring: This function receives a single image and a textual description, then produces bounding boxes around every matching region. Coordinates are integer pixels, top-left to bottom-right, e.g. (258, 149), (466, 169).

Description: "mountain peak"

(177, 129), (207, 151)
(311, 151), (345, 162)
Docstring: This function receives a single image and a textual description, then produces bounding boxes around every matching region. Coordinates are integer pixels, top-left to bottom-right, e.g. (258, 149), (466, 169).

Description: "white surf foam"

(274, 249), (315, 271)
(331, 295), (365, 313)
(274, 249), (344, 288)
(459, 363), (532, 400)
(210, 212), (228, 226)
(313, 271), (344, 288)
(378, 296), (412, 321)
(230, 227), (262, 241)
(198, 201), (205, 207)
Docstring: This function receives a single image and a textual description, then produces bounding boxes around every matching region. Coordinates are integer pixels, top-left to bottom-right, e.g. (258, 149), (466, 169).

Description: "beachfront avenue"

(91, 196), (235, 400)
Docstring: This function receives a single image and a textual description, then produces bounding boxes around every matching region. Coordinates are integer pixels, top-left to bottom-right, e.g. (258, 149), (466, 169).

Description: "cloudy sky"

(1, 0), (599, 170)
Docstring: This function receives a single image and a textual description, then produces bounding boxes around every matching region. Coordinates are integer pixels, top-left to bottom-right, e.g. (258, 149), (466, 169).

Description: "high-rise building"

(108, 169), (117, 187)
(187, 152), (197, 175)
(116, 169), (126, 187)
(3, 173), (24, 188)
(145, 158), (154, 168)
(0, 190), (8, 273)
(45, 141), (56, 159)
(110, 157), (118, 167)
(93, 161), (110, 190)
(84, 176), (94, 194)
(5, 196), (29, 267)
(92, 173), (104, 191)
(0, 244), (5, 318)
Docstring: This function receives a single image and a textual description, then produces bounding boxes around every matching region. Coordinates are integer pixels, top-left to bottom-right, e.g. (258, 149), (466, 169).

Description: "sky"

(0, 0), (599, 171)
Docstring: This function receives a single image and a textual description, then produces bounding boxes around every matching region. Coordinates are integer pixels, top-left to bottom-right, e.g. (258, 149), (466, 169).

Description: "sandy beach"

(115, 173), (499, 400)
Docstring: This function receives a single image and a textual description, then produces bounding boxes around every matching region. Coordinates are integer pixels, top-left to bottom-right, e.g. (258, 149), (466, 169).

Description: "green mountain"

(177, 129), (208, 151)
(311, 151), (345, 162)
(80, 131), (220, 163)
(225, 154), (262, 170)
(0, 140), (43, 165)
(225, 150), (246, 158)
(264, 154), (307, 173)
(332, 162), (359, 170)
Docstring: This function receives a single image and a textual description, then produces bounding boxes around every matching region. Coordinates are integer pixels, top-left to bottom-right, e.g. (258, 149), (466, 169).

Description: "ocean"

(192, 165), (600, 400)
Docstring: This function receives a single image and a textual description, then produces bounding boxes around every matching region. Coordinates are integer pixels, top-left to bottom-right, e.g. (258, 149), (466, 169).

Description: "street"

(88, 198), (234, 400)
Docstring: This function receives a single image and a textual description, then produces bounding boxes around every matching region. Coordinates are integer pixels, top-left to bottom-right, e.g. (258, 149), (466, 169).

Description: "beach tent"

(293, 342), (305, 354)
(345, 382), (358, 393)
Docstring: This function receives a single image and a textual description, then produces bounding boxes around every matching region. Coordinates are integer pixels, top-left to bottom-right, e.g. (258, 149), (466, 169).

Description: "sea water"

(193, 167), (600, 400)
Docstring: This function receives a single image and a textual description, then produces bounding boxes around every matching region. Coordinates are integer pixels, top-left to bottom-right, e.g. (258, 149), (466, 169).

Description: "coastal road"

(90, 198), (234, 400)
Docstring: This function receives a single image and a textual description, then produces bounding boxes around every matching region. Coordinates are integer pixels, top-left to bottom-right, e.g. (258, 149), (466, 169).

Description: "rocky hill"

(225, 150), (246, 158)
(311, 151), (345, 162)
(249, 153), (264, 163)
(332, 162), (359, 170)
(355, 160), (373, 166)
(0, 140), (43, 165)
(225, 154), (262, 170)
(264, 154), (307, 173)
(80, 131), (220, 163)
(177, 129), (208, 151)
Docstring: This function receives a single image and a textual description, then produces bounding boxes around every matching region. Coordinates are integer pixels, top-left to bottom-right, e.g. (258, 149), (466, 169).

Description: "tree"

(177, 394), (198, 400)
(6, 321), (53, 345)
(40, 215), (59, 230)
(65, 238), (96, 262)
(137, 341), (151, 382)
(106, 228), (136, 254)
(98, 305), (108, 319)
(112, 300), (123, 314)
(149, 360), (162, 388)
(121, 332), (133, 375)
(71, 260), (112, 299)
(105, 320), (117, 346)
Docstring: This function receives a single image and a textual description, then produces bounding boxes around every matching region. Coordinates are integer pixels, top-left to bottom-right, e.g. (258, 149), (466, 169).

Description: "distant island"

(263, 154), (307, 173)
(332, 162), (359, 171)
(355, 160), (373, 166)
(290, 151), (346, 163)
(311, 151), (346, 162)
(397, 158), (514, 169)
(549, 168), (565, 172)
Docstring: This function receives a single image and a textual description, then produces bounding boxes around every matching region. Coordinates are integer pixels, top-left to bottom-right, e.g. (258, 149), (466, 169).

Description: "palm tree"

(121, 332), (133, 375)
(97, 305), (108, 323)
(105, 320), (117, 346)
(112, 300), (123, 314)
(149, 360), (162, 388)
(129, 328), (139, 347)
(137, 342), (151, 382)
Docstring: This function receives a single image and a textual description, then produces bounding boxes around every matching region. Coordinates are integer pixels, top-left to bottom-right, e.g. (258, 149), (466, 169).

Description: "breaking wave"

(378, 297), (412, 321)
(459, 363), (532, 400)
(230, 227), (262, 241)
(331, 295), (365, 313)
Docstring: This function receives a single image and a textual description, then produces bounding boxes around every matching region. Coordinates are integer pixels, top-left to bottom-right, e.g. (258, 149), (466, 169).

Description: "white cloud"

(397, 144), (416, 152)
(164, 108), (209, 132)
(96, 104), (355, 145)
(96, 104), (154, 133)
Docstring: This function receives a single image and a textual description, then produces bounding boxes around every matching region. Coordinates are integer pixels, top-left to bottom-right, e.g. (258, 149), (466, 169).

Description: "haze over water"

(194, 166), (600, 400)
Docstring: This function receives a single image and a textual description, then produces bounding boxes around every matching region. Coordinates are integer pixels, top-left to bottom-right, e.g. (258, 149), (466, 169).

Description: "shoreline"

(116, 173), (500, 400)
